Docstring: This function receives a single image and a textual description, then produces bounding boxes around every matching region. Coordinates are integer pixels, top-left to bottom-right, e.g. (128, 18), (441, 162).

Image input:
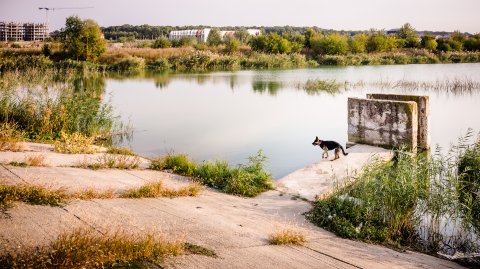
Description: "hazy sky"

(1, 0), (479, 33)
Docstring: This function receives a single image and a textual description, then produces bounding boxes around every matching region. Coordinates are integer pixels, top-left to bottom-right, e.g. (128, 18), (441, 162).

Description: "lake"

(106, 63), (480, 178)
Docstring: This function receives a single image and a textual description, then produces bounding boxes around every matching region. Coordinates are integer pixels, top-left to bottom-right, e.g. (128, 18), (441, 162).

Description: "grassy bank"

(150, 150), (273, 197)
(306, 133), (480, 261)
(3, 47), (480, 73)
(0, 68), (119, 146)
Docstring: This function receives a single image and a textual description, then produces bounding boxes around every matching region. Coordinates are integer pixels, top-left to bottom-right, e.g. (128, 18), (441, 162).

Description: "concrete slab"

(0, 143), (466, 268)
(276, 144), (393, 201)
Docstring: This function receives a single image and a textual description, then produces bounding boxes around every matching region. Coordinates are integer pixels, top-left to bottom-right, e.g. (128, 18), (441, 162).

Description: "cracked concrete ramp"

(277, 144), (393, 201)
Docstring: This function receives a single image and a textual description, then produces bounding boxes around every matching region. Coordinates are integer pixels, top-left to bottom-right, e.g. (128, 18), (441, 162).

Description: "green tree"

(249, 33), (292, 54)
(284, 33), (305, 53)
(397, 23), (420, 48)
(207, 29), (222, 46)
(366, 32), (396, 52)
(349, 33), (368, 53)
(304, 28), (317, 48)
(463, 34), (480, 51)
(234, 28), (251, 44)
(224, 37), (240, 54)
(62, 16), (106, 61)
(421, 34), (438, 50)
(311, 33), (349, 55)
(151, 36), (172, 48)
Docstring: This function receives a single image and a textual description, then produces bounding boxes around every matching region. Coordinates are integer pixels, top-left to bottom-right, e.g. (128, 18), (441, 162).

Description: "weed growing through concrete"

(106, 146), (137, 156)
(121, 181), (201, 198)
(0, 228), (185, 268)
(54, 132), (97, 154)
(77, 154), (140, 170)
(269, 229), (306, 245)
(150, 154), (197, 176)
(183, 242), (218, 258)
(0, 182), (68, 209)
(72, 188), (116, 200)
(150, 150), (273, 197)
(24, 154), (47, 166)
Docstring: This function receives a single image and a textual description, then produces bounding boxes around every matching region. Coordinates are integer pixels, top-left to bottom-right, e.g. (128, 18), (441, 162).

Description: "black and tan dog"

(312, 136), (348, 161)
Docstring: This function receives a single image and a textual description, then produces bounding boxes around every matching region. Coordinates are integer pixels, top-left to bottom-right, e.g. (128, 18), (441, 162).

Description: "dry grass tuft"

(0, 182), (68, 209)
(24, 154), (47, 166)
(0, 228), (185, 268)
(72, 188), (116, 200)
(0, 122), (24, 152)
(78, 154), (140, 170)
(268, 229), (306, 246)
(121, 180), (201, 198)
(54, 132), (97, 154)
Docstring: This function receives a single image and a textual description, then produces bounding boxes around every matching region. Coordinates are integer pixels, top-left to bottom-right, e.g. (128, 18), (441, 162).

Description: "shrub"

(152, 37), (172, 49)
(0, 122), (24, 151)
(54, 132), (96, 154)
(146, 58), (171, 71)
(150, 154), (197, 176)
(108, 56), (145, 71)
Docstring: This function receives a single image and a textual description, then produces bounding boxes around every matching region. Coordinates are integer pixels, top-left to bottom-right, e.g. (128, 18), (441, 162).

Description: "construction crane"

(38, 7), (94, 29)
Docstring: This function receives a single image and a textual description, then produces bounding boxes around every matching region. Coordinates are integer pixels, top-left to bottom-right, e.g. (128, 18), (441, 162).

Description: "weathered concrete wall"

(367, 94), (430, 149)
(348, 97), (418, 149)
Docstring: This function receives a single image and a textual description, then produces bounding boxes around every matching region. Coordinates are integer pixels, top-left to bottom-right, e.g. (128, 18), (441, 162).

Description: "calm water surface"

(106, 63), (480, 178)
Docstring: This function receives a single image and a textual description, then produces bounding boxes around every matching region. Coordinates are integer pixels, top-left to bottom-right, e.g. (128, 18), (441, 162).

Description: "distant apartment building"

(0, 22), (48, 41)
(169, 28), (261, 42)
(169, 29), (211, 43)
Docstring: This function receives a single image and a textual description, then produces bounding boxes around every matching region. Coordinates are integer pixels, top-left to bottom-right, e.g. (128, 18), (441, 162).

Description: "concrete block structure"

(348, 95), (421, 149)
(367, 94), (430, 149)
(0, 22), (48, 41)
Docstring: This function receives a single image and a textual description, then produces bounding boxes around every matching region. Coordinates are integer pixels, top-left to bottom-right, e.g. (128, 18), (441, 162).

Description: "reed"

(307, 131), (480, 257)
(0, 69), (115, 142)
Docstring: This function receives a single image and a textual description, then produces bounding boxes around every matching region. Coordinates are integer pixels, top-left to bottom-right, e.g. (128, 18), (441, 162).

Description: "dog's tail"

(340, 145), (349, 156)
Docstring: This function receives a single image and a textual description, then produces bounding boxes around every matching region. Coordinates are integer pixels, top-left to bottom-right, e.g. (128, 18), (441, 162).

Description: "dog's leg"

(322, 147), (328, 159)
(333, 148), (340, 161)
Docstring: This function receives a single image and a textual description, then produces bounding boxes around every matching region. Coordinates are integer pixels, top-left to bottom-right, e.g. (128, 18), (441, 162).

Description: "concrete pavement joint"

(0, 164), (28, 184)
(60, 207), (106, 235)
(300, 245), (364, 269)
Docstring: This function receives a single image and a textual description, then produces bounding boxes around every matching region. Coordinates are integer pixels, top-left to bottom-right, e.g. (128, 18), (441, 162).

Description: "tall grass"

(297, 79), (342, 95)
(0, 69), (115, 141)
(307, 132), (480, 258)
(150, 150), (273, 197)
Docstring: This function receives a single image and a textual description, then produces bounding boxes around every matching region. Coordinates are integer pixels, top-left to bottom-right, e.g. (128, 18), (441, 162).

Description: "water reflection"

(106, 63), (480, 178)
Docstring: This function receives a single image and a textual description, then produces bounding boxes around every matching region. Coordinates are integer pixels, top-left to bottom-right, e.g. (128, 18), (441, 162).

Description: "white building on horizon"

(169, 28), (262, 43)
(169, 28), (211, 43)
